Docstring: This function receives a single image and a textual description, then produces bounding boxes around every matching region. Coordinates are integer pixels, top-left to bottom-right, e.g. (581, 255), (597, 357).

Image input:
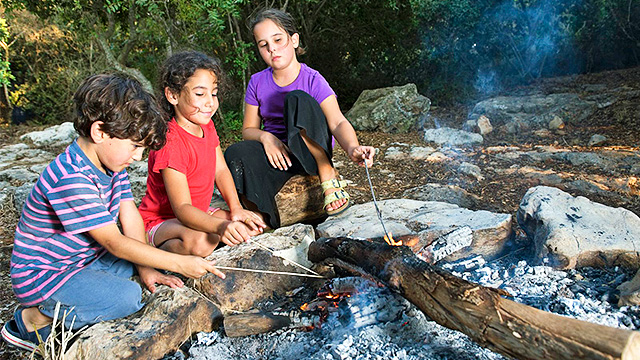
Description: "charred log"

(224, 313), (291, 337)
(308, 237), (640, 360)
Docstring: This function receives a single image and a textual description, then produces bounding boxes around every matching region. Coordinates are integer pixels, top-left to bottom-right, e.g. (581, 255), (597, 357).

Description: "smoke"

(421, 0), (585, 98)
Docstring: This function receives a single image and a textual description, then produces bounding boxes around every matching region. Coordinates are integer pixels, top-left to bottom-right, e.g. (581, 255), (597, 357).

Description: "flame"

(384, 232), (403, 246)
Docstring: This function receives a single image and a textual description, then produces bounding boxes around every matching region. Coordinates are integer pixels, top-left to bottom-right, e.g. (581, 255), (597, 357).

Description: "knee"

(285, 90), (314, 104)
(184, 232), (216, 257)
(225, 141), (259, 162)
(116, 282), (143, 314)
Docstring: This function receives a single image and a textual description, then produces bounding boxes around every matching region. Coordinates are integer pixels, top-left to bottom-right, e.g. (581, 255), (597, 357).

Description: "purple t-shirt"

(245, 63), (335, 143)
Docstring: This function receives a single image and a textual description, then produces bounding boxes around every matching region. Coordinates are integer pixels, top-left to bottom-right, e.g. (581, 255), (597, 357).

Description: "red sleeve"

(151, 125), (190, 175)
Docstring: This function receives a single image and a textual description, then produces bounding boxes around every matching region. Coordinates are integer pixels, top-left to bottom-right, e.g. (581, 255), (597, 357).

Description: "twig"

(249, 239), (321, 276)
(215, 266), (325, 278)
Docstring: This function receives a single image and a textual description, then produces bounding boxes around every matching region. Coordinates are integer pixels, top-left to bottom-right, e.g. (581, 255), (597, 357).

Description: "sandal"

(321, 178), (351, 216)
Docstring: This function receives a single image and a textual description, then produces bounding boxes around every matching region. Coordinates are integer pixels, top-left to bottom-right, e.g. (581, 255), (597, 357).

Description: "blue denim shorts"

(36, 252), (144, 329)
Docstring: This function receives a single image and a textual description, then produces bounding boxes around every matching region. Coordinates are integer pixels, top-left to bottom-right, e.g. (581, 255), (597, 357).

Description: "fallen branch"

(308, 237), (640, 360)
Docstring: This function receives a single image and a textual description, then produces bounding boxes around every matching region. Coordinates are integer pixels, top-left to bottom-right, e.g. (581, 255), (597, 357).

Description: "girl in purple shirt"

(225, 8), (375, 228)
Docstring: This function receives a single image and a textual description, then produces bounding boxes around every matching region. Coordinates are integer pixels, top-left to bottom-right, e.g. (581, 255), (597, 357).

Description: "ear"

(89, 121), (107, 144)
(292, 33), (300, 49)
(165, 87), (179, 106)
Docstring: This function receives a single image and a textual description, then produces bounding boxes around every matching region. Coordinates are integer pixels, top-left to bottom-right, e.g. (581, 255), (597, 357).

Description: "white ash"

(165, 254), (640, 360)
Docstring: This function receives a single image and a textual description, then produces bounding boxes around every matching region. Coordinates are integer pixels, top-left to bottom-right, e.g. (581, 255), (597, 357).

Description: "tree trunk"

(308, 237), (640, 360)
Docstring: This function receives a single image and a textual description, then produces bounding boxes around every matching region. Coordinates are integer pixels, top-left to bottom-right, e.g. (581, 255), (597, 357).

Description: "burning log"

(223, 313), (291, 337)
(308, 237), (640, 360)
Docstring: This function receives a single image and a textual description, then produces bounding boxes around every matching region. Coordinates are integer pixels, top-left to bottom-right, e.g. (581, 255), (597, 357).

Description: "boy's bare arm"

(87, 223), (225, 279)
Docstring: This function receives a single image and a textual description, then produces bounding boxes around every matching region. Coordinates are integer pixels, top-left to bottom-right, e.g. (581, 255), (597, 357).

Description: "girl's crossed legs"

(148, 208), (231, 257)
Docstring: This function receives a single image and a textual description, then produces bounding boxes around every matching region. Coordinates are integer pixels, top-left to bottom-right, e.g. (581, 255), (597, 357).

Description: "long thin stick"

(364, 160), (391, 240)
(249, 239), (321, 276)
(215, 266), (325, 278)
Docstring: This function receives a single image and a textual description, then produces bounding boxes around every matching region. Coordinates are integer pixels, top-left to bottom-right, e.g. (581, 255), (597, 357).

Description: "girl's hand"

(262, 133), (292, 170)
(178, 257), (226, 280)
(138, 266), (184, 293)
(230, 209), (266, 235)
(218, 220), (251, 246)
(349, 146), (376, 167)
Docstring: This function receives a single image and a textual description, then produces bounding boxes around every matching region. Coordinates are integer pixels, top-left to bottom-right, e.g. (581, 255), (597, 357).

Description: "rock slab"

(516, 186), (640, 269)
(316, 199), (512, 260)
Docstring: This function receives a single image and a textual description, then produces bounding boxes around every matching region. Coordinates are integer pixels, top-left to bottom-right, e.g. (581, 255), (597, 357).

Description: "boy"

(1, 73), (225, 353)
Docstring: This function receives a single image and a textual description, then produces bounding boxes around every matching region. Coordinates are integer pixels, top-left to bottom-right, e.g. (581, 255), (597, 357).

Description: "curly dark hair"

(248, 8), (306, 56)
(73, 73), (167, 150)
(158, 51), (224, 118)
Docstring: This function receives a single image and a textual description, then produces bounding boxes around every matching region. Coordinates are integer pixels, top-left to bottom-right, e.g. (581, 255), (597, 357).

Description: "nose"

(132, 147), (144, 161)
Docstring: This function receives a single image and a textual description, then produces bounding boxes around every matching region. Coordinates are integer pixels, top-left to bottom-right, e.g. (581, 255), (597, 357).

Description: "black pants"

(224, 90), (333, 228)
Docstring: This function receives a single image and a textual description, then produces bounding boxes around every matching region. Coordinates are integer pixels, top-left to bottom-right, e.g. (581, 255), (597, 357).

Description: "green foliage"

(2, 0), (640, 125)
(0, 18), (14, 89)
(217, 109), (244, 143)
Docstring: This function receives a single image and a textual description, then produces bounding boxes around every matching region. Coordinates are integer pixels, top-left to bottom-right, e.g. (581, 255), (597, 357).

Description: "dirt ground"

(0, 66), (639, 359)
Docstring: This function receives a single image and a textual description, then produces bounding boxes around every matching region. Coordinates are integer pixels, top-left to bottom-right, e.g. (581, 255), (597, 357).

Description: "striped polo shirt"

(10, 140), (134, 306)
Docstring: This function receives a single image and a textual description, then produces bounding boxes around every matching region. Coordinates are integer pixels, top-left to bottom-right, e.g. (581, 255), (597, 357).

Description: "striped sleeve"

(47, 173), (115, 234)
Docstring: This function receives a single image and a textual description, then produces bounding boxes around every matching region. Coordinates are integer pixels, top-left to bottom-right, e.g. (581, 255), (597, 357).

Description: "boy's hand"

(218, 220), (252, 246)
(138, 266), (184, 293)
(230, 209), (266, 235)
(178, 257), (225, 280)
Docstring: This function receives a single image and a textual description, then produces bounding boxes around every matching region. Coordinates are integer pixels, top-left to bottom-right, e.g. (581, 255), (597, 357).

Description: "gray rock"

(423, 127), (483, 146)
(0, 166), (40, 184)
(458, 162), (484, 181)
(20, 122), (77, 147)
(346, 84), (430, 133)
(317, 199), (512, 259)
(126, 161), (148, 203)
(548, 115), (565, 130)
(477, 115), (493, 135)
(402, 183), (481, 209)
(0, 145), (54, 170)
(516, 186), (640, 269)
(408, 146), (436, 160)
(588, 134), (607, 147)
(12, 183), (33, 214)
(469, 93), (597, 133)
(384, 146), (408, 161)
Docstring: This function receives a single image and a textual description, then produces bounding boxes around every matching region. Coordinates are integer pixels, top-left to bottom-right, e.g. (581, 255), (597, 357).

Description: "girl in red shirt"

(139, 51), (266, 257)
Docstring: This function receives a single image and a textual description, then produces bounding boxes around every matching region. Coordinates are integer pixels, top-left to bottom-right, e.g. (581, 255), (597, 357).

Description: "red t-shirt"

(139, 119), (220, 231)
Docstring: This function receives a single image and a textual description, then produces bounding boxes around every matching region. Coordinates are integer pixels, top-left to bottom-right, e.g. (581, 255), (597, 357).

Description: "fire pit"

(168, 250), (639, 360)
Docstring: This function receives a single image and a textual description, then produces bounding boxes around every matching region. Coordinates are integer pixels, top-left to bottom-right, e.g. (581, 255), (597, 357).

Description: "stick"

(249, 239), (321, 276)
(215, 265), (325, 278)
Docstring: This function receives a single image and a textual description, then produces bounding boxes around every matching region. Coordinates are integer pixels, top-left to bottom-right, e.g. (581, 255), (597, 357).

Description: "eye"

(195, 92), (204, 96)
(258, 42), (267, 48)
